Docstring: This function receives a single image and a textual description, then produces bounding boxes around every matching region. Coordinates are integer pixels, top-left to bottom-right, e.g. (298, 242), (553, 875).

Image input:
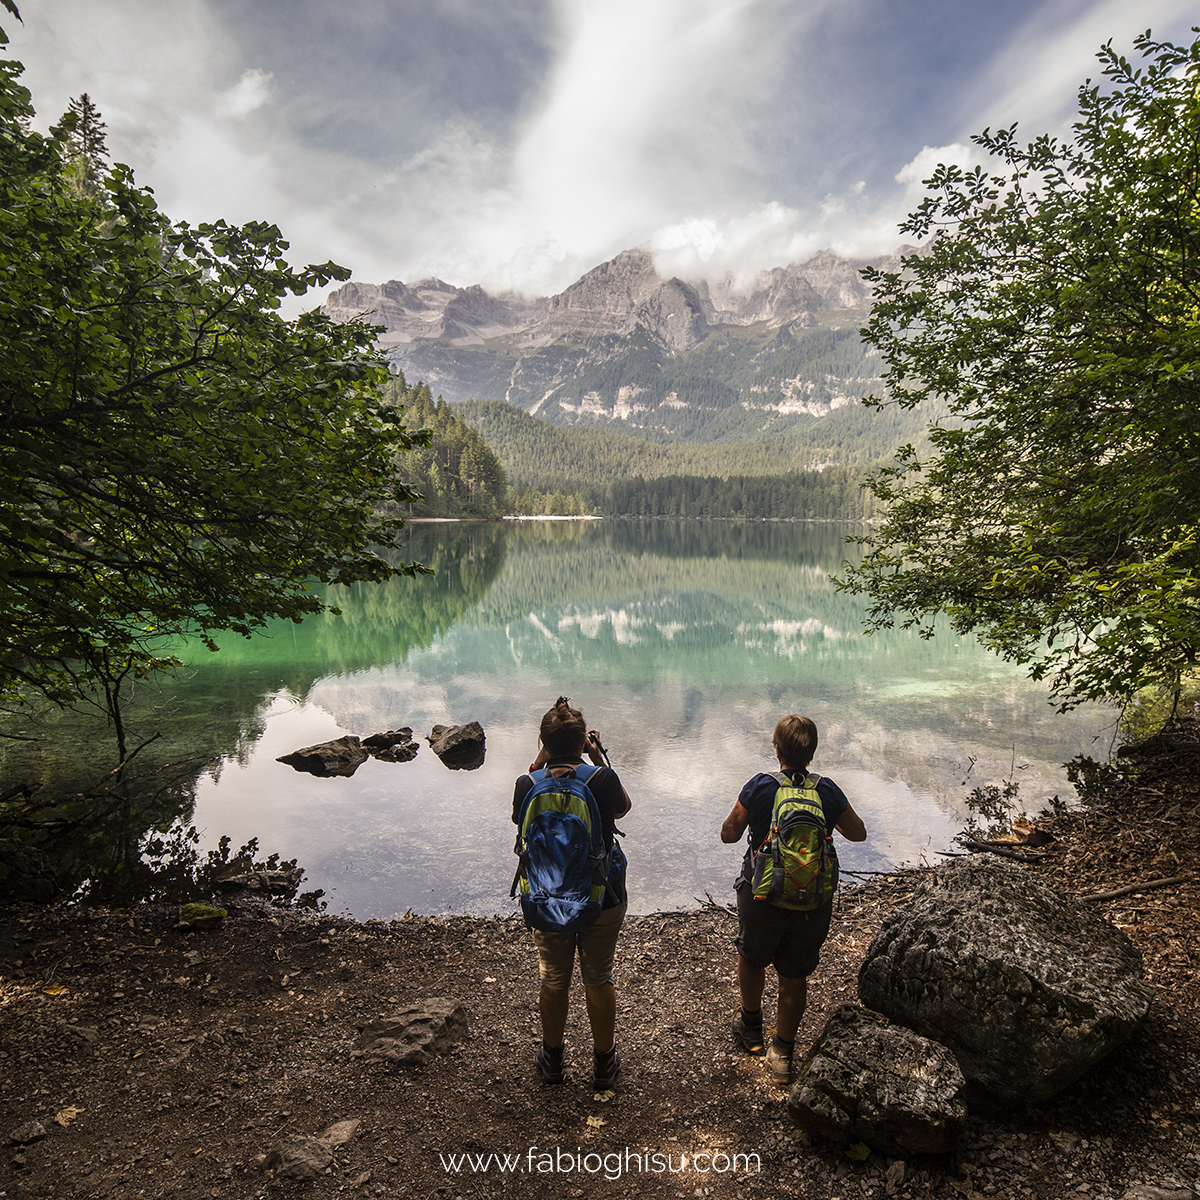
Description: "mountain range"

(323, 247), (913, 445)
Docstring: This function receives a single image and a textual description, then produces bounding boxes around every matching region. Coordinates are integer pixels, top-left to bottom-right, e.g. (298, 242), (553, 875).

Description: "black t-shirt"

(513, 760), (628, 908)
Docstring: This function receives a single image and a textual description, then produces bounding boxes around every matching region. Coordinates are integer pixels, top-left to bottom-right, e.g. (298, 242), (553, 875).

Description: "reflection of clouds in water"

(736, 617), (849, 659)
(556, 607), (649, 645)
(550, 603), (859, 654)
(527, 613), (561, 646)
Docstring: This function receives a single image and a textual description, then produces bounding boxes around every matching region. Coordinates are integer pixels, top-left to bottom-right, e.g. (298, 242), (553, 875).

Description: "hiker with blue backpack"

(512, 696), (631, 1090)
(720, 713), (867, 1085)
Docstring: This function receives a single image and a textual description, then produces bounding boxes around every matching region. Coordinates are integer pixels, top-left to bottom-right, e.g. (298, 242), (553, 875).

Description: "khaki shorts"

(531, 903), (627, 989)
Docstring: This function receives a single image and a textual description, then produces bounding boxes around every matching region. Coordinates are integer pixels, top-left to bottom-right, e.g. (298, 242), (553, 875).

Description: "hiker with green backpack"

(720, 713), (867, 1085)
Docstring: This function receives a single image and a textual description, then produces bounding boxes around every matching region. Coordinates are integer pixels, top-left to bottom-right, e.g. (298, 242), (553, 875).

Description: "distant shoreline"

(404, 515), (876, 524)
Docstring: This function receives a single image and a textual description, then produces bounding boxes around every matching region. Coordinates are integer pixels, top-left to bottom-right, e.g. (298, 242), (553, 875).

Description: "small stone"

(356, 1000), (470, 1065)
(9, 1121), (47, 1146)
(264, 1135), (331, 1181)
(319, 1120), (361, 1148)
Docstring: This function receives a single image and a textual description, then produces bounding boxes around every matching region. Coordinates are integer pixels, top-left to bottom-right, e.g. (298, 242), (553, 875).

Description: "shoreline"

(404, 514), (879, 524)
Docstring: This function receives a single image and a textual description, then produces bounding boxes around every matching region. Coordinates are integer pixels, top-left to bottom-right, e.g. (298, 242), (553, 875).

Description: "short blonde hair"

(773, 714), (818, 770)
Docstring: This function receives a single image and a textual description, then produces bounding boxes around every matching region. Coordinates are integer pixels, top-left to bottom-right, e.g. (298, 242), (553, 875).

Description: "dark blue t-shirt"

(736, 769), (849, 882)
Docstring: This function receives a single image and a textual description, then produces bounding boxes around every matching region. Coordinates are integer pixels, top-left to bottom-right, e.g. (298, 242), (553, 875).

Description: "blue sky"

(7, 0), (1196, 297)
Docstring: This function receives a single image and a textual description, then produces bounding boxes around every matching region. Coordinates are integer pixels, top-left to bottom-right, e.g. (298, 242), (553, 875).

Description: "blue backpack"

(511, 764), (623, 932)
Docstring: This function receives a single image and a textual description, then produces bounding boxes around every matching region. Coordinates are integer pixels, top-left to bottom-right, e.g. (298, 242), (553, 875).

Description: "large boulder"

(276, 735), (369, 777)
(426, 722), (486, 771)
(788, 1005), (968, 1156)
(857, 857), (1153, 1108)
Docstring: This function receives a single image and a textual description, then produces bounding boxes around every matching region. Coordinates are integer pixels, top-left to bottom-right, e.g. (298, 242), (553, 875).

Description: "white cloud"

(217, 68), (273, 119)
(961, 0), (1197, 138)
(11, 0), (1198, 307)
(894, 143), (980, 190)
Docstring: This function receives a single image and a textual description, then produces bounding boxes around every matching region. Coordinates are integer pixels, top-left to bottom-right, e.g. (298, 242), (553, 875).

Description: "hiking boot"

(536, 1044), (565, 1084)
(592, 1045), (621, 1091)
(766, 1036), (792, 1086)
(731, 1010), (765, 1056)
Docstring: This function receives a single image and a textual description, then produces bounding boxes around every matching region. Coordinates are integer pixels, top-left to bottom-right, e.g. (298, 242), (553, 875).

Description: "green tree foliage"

(842, 32), (1200, 709)
(0, 46), (425, 721)
(386, 374), (508, 515)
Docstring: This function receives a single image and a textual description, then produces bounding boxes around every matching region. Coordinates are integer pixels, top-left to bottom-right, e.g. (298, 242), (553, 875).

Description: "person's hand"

(585, 729), (606, 763)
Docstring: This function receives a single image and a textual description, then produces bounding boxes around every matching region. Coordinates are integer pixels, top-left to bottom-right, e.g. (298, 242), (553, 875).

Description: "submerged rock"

(857, 856), (1153, 1108)
(788, 1005), (968, 1156)
(276, 735), (369, 777)
(426, 722), (486, 771)
(214, 866), (304, 897)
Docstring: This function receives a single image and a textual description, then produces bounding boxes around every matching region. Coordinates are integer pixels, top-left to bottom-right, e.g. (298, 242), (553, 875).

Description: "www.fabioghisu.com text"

(440, 1146), (762, 1182)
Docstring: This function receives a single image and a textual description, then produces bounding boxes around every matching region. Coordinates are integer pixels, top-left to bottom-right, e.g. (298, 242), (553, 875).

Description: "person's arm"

(836, 801), (867, 842)
(721, 800), (750, 843)
(513, 775), (532, 825)
(587, 730), (630, 815)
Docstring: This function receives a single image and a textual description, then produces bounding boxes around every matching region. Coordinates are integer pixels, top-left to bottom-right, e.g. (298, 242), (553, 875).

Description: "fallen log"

(1081, 875), (1188, 902)
(958, 838), (1049, 863)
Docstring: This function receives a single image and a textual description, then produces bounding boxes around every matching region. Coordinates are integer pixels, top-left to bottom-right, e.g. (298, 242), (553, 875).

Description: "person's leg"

(539, 983), (571, 1045)
(775, 973), (807, 1041)
(530, 929), (576, 1082)
(732, 884), (782, 1054)
(583, 981), (616, 1051)
(577, 904), (625, 1086)
(737, 953), (766, 1012)
(766, 902), (832, 1084)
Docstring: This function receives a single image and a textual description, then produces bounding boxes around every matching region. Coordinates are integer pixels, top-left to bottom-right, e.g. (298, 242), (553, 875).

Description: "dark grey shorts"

(734, 880), (834, 979)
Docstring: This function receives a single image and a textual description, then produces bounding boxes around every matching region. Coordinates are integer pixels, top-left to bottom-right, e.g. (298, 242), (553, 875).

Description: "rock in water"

(426, 722), (486, 770)
(276, 735), (369, 777)
(857, 857), (1153, 1108)
(354, 999), (470, 1066)
(363, 728), (419, 762)
(787, 1005), (968, 1156)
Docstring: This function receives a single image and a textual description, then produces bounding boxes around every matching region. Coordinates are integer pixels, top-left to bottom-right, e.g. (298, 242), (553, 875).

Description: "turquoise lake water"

(159, 519), (1114, 919)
